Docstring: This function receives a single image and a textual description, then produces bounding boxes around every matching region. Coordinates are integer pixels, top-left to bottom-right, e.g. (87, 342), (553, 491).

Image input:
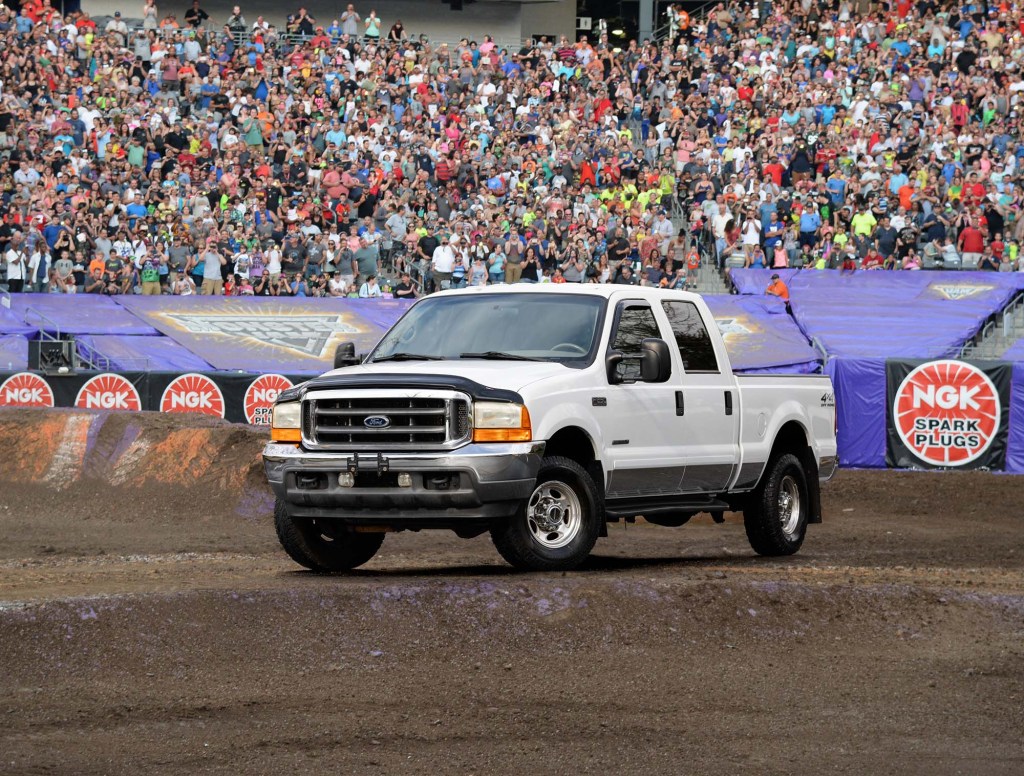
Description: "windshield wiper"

(372, 353), (445, 362)
(459, 351), (544, 362)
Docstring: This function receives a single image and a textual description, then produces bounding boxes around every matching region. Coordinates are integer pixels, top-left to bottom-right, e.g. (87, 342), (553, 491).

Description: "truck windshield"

(370, 294), (605, 365)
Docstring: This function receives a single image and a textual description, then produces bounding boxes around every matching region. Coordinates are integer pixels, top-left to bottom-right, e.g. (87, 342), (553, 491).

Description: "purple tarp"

(5, 295), (159, 336)
(0, 334), (29, 371)
(75, 335), (213, 372)
(731, 270), (1024, 359)
(1008, 364), (1024, 473)
(703, 295), (820, 373)
(1003, 339), (1024, 362)
(114, 296), (413, 374)
(0, 304), (37, 336)
(826, 357), (888, 468)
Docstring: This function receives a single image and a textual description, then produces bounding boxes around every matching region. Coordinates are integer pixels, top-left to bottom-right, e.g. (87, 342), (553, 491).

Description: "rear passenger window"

(610, 304), (661, 383)
(661, 301), (719, 374)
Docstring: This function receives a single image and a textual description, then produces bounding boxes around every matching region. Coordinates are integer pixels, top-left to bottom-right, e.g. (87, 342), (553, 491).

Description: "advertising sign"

(886, 359), (1011, 469)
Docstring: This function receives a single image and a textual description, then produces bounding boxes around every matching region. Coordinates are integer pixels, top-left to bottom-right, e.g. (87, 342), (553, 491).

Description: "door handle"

(724, 390), (733, 416)
(675, 390), (685, 416)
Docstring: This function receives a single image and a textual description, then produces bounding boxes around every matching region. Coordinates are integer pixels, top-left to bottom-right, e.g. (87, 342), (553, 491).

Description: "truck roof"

(429, 284), (704, 302)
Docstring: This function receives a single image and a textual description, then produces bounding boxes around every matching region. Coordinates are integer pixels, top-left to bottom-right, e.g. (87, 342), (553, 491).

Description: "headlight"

(271, 402), (302, 442)
(473, 402), (531, 442)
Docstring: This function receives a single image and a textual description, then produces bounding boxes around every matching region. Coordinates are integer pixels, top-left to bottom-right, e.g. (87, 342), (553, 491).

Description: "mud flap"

(803, 449), (823, 524)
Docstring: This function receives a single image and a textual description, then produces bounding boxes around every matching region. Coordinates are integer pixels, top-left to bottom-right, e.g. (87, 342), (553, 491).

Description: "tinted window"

(610, 304), (660, 382)
(662, 300), (719, 373)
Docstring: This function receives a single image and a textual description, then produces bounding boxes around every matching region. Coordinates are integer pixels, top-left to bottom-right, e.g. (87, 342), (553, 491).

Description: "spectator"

(183, 0), (209, 28)
(364, 9), (380, 41)
(766, 273), (790, 305)
(958, 220), (987, 270)
(340, 3), (360, 36)
(170, 269), (196, 295)
(358, 274), (382, 298)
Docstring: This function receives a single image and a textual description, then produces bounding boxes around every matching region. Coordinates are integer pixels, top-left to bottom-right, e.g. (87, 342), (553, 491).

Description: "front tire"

(490, 456), (602, 571)
(743, 453), (809, 556)
(274, 499), (384, 572)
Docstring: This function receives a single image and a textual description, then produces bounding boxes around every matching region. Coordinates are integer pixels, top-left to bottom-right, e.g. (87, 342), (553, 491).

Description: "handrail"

(22, 306), (62, 342)
(115, 20), (522, 52)
(74, 339), (113, 371)
(651, 0), (721, 42)
(810, 336), (829, 367)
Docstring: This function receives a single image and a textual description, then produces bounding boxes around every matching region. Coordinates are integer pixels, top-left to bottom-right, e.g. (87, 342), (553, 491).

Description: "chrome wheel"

(526, 480), (582, 550)
(778, 474), (801, 536)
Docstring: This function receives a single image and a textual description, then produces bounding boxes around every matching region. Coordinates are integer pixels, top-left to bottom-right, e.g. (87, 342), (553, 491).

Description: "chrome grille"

(302, 389), (471, 450)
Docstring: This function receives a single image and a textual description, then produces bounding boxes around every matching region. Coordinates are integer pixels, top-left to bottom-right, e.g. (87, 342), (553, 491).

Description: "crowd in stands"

(2, 0), (1024, 302)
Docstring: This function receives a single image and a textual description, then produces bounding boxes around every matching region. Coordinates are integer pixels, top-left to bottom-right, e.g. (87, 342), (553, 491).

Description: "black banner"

(886, 359), (1011, 470)
(0, 371), (308, 425)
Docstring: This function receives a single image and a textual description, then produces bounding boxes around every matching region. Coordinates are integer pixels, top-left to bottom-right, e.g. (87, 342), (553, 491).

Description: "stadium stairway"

(961, 292), (1024, 359)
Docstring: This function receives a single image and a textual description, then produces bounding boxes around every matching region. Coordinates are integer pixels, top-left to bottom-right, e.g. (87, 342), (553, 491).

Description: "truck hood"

(283, 360), (575, 405)
(327, 361), (571, 393)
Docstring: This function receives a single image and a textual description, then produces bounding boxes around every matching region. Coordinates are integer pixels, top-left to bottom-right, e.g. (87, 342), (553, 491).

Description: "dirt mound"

(0, 409), (273, 559)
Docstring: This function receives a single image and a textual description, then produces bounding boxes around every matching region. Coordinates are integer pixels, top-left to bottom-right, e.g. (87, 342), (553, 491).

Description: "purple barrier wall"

(828, 356), (1024, 473)
(0, 335), (29, 371)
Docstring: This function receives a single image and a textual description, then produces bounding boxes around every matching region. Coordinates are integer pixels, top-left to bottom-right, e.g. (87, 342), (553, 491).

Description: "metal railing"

(114, 19), (522, 53)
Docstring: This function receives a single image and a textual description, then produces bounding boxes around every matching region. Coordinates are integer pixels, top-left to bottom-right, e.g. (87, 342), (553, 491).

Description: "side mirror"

(605, 350), (624, 385)
(640, 338), (672, 383)
(334, 341), (360, 369)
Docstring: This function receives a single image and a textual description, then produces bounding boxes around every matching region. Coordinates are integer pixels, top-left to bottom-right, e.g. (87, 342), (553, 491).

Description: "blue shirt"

(799, 211), (822, 233)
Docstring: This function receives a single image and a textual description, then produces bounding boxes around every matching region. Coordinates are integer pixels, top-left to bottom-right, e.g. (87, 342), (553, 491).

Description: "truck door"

(659, 299), (740, 492)
(602, 300), (687, 497)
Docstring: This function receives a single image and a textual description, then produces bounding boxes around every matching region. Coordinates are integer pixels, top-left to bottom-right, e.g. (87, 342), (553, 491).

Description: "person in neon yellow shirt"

(850, 205), (877, 253)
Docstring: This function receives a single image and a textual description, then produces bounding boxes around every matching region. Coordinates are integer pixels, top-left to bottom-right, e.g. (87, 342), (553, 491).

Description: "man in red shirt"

(763, 158), (784, 186)
(958, 221), (986, 269)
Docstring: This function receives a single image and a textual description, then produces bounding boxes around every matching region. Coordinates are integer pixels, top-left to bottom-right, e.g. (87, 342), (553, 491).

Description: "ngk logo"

(160, 373), (225, 418)
(244, 374), (294, 425)
(75, 374), (142, 412)
(893, 360), (1000, 466)
(911, 384), (983, 411)
(0, 373), (54, 408)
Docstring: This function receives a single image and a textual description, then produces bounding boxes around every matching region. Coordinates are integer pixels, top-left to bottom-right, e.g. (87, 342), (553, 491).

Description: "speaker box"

(29, 340), (77, 373)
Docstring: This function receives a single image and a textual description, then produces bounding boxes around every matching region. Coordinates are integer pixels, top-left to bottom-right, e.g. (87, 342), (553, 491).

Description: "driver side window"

(609, 304), (660, 383)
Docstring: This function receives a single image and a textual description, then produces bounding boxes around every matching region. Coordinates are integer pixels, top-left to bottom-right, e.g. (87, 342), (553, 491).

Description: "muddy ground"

(0, 409), (1022, 775)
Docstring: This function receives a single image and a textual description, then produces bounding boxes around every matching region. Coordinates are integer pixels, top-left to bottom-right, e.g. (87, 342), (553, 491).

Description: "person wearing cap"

(766, 272), (791, 307)
(105, 11), (128, 45)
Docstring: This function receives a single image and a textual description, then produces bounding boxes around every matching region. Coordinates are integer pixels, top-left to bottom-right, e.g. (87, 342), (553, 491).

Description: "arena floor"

(1, 409), (1022, 774)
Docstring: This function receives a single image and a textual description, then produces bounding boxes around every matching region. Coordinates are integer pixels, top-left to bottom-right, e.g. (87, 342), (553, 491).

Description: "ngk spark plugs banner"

(0, 371), (303, 425)
(886, 359), (1011, 470)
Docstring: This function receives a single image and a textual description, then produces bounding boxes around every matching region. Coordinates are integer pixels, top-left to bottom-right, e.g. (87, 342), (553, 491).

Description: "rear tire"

(743, 453), (808, 556)
(274, 499), (384, 572)
(490, 456), (602, 571)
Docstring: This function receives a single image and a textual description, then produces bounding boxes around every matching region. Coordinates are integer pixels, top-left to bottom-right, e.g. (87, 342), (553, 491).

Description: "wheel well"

(543, 426), (606, 533)
(544, 426), (597, 467)
(770, 421), (809, 463)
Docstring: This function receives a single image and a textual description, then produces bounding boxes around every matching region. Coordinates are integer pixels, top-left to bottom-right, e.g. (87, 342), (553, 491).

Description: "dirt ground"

(1, 409), (1022, 775)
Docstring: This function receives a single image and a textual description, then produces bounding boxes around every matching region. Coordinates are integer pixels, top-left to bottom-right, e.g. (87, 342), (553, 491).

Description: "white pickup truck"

(264, 285), (838, 572)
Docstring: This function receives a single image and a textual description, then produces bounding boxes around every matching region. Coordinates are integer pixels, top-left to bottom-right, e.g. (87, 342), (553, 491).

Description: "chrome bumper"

(264, 441), (545, 522)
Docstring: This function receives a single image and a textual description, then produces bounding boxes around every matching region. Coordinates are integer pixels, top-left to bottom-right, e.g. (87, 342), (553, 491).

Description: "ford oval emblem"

(364, 415), (391, 429)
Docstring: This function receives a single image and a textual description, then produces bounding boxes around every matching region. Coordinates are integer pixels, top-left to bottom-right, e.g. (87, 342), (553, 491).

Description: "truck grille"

(302, 390), (471, 450)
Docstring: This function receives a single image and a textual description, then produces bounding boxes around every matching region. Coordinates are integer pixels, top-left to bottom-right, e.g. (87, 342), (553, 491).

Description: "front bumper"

(263, 441), (545, 523)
